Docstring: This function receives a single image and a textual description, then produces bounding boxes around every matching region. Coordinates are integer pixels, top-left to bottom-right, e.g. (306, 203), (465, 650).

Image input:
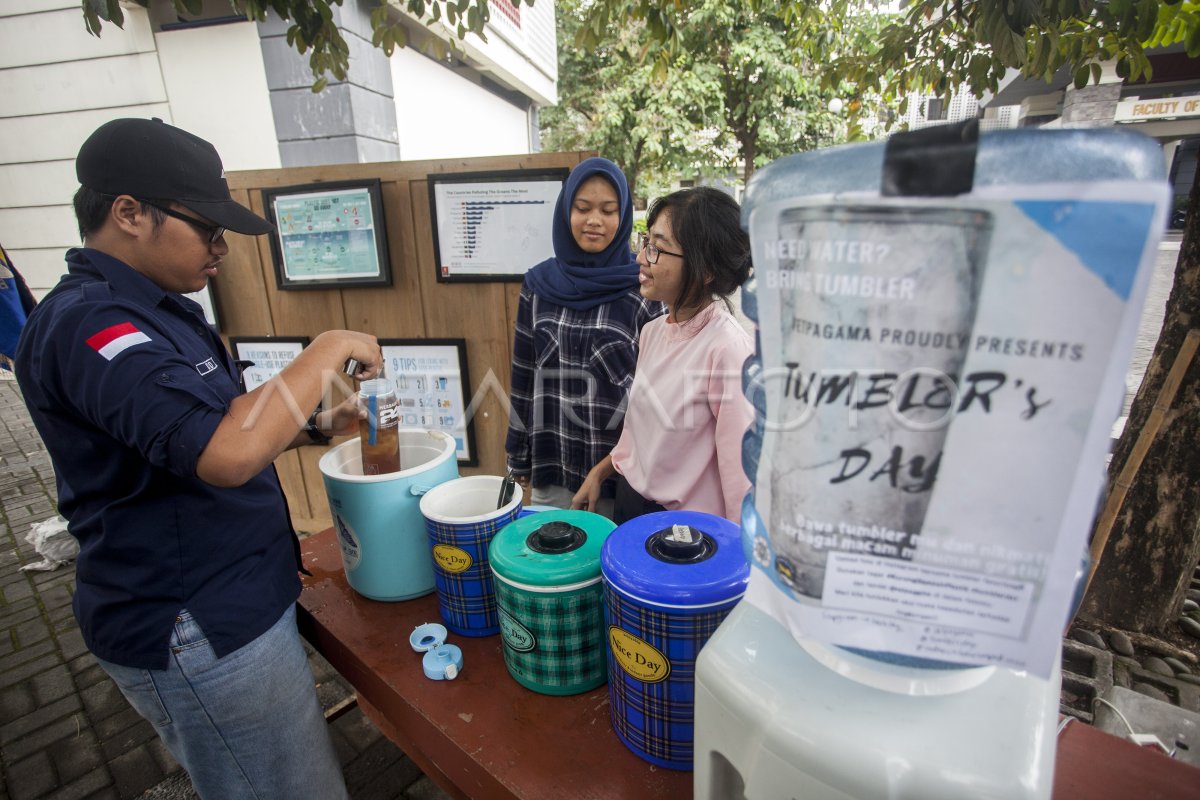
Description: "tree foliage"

(539, 0), (719, 200)
(839, 0), (1200, 104)
(80, 0), (525, 91)
(578, 0), (1200, 103)
(551, 0), (885, 189)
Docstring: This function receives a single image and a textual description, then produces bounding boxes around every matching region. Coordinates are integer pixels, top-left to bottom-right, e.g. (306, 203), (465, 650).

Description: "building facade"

(0, 0), (557, 296)
(982, 45), (1200, 218)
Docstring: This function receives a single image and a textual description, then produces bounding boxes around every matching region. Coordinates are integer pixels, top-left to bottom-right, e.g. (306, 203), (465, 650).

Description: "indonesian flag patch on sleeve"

(86, 322), (151, 360)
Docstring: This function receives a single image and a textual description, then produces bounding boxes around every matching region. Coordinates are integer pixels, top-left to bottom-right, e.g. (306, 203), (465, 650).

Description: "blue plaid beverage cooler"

(418, 475), (523, 636)
(601, 511), (749, 770)
(490, 510), (616, 695)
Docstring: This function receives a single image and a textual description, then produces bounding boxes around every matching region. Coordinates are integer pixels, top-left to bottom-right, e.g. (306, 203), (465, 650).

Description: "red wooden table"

(296, 528), (1200, 799)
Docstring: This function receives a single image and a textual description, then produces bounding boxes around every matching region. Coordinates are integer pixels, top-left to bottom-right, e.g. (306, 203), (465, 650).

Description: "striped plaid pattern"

(494, 581), (607, 695)
(603, 581), (739, 769)
(424, 507), (520, 636)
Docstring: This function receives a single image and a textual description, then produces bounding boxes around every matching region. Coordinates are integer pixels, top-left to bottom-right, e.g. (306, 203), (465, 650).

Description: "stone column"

(1059, 82), (1122, 129)
(257, 0), (400, 166)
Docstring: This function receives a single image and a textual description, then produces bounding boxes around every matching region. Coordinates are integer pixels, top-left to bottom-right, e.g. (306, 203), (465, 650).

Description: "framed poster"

(428, 168), (567, 283)
(261, 179), (392, 290)
(380, 338), (476, 465)
(228, 336), (309, 392)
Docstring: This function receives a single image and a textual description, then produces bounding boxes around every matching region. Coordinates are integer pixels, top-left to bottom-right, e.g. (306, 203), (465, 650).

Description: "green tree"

(573, 0), (885, 185)
(540, 0), (719, 201)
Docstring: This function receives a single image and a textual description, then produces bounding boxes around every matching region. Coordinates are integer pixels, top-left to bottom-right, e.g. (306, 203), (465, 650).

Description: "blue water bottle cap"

(409, 622), (448, 652)
(423, 644), (463, 680)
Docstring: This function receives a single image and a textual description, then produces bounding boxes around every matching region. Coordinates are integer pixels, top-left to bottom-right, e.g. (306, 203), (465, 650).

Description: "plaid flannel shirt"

(506, 283), (665, 494)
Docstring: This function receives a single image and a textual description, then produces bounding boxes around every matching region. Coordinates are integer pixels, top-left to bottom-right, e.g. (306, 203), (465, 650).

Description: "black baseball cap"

(76, 117), (274, 235)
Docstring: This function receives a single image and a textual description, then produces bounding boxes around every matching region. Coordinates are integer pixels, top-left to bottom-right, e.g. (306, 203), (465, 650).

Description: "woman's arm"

(572, 454), (616, 512)
(505, 287), (537, 479)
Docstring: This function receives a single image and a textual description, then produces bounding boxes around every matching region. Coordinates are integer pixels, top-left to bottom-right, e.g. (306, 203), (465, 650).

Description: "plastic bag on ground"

(21, 516), (78, 571)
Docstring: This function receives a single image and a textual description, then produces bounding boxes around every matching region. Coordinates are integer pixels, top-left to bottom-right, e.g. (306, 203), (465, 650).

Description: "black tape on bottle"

(882, 119), (979, 197)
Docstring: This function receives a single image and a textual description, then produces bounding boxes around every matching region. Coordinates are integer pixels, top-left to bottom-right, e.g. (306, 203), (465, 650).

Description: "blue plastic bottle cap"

(423, 644), (463, 680)
(410, 622), (448, 652)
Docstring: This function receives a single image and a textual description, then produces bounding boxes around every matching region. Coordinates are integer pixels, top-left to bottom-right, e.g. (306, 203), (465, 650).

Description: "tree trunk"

(742, 132), (758, 186)
(1080, 167), (1200, 632)
(626, 139), (644, 205)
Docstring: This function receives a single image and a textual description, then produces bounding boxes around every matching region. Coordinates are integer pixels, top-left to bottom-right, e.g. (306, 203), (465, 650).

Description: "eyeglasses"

(138, 199), (226, 244)
(635, 233), (683, 265)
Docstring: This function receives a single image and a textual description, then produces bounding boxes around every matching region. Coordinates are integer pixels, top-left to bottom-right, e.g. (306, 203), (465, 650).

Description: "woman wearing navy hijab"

(506, 158), (665, 517)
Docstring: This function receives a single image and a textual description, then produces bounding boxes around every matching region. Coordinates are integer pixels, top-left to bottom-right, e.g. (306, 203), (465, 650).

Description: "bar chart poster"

(429, 169), (567, 282)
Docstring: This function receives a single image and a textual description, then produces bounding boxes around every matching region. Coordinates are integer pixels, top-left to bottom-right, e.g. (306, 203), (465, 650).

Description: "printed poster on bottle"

(743, 181), (1167, 677)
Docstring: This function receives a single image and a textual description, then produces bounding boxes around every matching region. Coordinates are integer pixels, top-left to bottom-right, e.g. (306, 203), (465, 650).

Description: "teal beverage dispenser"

(693, 123), (1168, 799)
(489, 509), (616, 695)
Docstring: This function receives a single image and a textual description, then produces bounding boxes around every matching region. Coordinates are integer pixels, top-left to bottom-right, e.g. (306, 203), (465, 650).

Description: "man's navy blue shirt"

(15, 248), (301, 669)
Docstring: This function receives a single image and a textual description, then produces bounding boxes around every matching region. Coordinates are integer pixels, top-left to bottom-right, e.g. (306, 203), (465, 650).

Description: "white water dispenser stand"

(694, 602), (1061, 799)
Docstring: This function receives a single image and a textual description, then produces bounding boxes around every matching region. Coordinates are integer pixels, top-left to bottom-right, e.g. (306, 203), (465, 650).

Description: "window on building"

(925, 97), (946, 121)
(491, 0), (521, 27)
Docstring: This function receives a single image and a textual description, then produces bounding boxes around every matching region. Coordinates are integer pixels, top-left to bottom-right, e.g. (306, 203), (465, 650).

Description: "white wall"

(155, 21), (281, 172)
(0, 2), (168, 295)
(1, 1), (557, 294)
(0, 5), (280, 296)
(391, 47), (530, 160)
(401, 0), (557, 107)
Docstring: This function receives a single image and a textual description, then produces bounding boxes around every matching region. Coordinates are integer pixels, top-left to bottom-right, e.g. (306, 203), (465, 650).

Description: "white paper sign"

(743, 182), (1168, 676)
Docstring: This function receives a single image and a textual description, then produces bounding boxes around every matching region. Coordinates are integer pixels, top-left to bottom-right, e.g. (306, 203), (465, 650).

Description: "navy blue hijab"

(523, 157), (640, 311)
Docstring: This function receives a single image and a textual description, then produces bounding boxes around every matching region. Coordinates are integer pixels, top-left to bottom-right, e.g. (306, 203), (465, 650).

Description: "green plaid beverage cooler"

(418, 476), (524, 637)
(600, 511), (749, 770)
(489, 510), (615, 695)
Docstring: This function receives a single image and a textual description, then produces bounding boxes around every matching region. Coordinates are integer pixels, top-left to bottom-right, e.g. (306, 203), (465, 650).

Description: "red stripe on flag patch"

(86, 322), (140, 350)
(86, 322), (150, 360)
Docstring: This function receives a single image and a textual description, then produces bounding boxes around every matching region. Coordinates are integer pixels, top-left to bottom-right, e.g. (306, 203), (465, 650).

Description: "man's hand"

(319, 394), (364, 438)
(314, 330), (382, 381)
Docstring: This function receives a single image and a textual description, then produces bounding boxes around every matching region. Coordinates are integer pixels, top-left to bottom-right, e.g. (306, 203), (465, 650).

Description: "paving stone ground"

(0, 376), (446, 800)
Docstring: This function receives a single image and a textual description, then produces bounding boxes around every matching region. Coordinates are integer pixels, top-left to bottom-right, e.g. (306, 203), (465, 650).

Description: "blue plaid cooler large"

(419, 475), (522, 636)
(601, 511), (749, 770)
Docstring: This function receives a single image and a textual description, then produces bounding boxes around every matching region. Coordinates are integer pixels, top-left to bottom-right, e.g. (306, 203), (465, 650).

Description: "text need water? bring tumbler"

(601, 510), (749, 770)
(489, 509), (616, 696)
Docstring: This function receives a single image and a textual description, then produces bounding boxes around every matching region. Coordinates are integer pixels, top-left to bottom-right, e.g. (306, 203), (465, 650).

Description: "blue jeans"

(96, 605), (348, 800)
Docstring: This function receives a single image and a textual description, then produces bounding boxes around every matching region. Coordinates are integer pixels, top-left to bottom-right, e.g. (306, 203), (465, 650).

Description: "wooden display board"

(221, 152), (591, 533)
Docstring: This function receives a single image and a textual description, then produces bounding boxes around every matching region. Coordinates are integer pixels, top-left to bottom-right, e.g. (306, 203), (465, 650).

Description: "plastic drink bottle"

(358, 378), (401, 475)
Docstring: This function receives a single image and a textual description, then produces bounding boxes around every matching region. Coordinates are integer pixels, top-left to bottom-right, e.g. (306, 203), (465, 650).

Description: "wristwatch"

(304, 410), (331, 445)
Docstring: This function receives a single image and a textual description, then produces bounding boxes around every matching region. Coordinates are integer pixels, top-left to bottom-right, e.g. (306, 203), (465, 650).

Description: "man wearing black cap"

(14, 118), (378, 799)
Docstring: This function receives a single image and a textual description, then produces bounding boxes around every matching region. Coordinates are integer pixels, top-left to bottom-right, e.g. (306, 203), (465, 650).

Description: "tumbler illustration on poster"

(762, 206), (993, 599)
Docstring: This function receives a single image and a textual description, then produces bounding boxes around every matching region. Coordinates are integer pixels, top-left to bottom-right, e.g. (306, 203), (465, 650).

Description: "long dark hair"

(645, 186), (751, 314)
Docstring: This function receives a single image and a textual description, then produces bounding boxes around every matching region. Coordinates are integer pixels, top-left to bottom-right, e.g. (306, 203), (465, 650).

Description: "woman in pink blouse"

(572, 187), (755, 524)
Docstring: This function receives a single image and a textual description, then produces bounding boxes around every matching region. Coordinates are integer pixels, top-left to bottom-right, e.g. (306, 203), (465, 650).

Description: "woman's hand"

(572, 456), (615, 511)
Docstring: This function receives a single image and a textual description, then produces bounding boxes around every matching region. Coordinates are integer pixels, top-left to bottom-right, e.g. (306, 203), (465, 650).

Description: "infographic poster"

(429, 169), (566, 282)
(380, 339), (475, 464)
(263, 180), (392, 289)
